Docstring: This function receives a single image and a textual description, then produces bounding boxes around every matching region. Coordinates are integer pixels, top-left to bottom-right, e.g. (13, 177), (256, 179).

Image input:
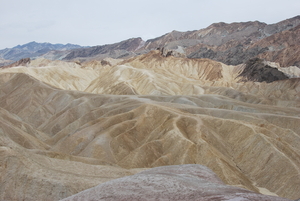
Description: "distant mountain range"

(0, 42), (85, 65)
(1, 15), (299, 68)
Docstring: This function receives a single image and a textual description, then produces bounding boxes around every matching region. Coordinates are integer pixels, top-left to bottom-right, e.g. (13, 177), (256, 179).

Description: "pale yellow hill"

(0, 73), (144, 201)
(0, 72), (299, 200)
(0, 65), (99, 91)
(1, 51), (299, 108)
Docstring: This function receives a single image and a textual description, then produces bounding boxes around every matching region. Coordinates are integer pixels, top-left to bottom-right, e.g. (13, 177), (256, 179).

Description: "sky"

(0, 0), (299, 49)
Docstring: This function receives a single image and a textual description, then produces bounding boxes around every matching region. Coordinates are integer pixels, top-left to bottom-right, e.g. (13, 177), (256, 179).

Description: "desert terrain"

(0, 16), (300, 201)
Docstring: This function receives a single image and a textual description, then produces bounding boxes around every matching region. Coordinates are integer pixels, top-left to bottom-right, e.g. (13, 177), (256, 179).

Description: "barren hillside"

(0, 49), (299, 200)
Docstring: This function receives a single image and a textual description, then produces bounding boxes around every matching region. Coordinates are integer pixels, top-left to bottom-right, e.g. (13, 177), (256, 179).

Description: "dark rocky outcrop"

(239, 58), (289, 82)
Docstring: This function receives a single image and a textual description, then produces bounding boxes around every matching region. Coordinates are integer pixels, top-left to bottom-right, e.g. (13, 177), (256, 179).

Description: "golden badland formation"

(0, 16), (300, 201)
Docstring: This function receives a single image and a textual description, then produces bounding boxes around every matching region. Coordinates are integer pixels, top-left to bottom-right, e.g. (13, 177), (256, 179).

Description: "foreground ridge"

(61, 164), (292, 201)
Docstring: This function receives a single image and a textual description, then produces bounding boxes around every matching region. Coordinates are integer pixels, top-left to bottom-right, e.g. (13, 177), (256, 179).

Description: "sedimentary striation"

(0, 49), (299, 200)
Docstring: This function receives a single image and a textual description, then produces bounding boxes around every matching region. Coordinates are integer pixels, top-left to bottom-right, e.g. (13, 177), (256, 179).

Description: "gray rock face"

(239, 58), (289, 82)
(61, 165), (292, 201)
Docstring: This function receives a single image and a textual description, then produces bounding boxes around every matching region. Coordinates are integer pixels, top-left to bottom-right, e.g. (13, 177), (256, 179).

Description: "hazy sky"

(1, 0), (299, 49)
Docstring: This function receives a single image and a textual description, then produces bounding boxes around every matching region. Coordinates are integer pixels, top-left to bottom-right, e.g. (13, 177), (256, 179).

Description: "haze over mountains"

(0, 16), (300, 201)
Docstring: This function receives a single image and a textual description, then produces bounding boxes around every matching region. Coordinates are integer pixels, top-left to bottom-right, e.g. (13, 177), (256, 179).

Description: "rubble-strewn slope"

(0, 52), (299, 201)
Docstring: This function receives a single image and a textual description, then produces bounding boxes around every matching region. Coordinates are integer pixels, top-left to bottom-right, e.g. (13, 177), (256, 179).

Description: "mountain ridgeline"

(1, 15), (300, 68)
(0, 41), (85, 65)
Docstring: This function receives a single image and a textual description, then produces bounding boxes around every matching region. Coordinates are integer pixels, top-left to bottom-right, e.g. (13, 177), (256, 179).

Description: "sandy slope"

(0, 53), (299, 200)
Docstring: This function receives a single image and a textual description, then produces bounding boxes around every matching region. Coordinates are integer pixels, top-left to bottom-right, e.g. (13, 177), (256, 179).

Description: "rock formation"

(238, 58), (289, 82)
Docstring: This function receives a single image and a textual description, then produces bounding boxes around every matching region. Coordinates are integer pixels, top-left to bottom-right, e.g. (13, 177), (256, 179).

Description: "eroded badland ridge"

(0, 16), (300, 201)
